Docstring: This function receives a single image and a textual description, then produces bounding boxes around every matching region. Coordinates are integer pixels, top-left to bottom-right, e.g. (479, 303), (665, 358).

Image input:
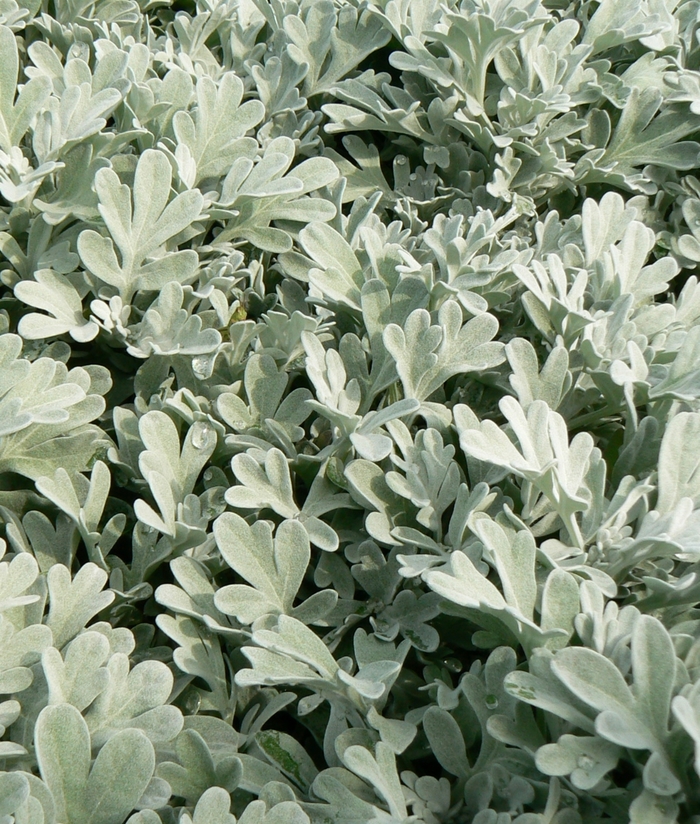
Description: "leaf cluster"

(2, 1), (700, 823)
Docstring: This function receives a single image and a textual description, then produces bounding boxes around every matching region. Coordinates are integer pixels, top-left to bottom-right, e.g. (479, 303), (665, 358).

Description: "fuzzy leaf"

(384, 301), (504, 402)
(77, 150), (203, 302)
(214, 514), (310, 620)
(0, 24), (51, 151)
(15, 269), (99, 342)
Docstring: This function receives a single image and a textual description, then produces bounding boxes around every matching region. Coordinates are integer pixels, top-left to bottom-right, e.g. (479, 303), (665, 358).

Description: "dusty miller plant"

(1, 0), (700, 822)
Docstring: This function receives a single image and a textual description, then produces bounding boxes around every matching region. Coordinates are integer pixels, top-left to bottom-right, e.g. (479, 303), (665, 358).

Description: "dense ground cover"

(2, 0), (700, 821)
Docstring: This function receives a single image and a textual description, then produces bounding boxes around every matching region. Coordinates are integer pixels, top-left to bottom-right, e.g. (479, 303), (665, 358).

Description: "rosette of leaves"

(206, 136), (339, 253)
(77, 149), (204, 303)
(0, 333), (111, 480)
(4, 1), (700, 823)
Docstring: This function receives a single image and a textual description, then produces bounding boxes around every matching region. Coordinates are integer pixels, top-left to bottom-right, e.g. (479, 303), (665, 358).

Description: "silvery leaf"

(214, 514), (309, 620)
(383, 301), (504, 403)
(77, 150), (203, 302)
(15, 269), (99, 343)
(35, 703), (155, 824)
